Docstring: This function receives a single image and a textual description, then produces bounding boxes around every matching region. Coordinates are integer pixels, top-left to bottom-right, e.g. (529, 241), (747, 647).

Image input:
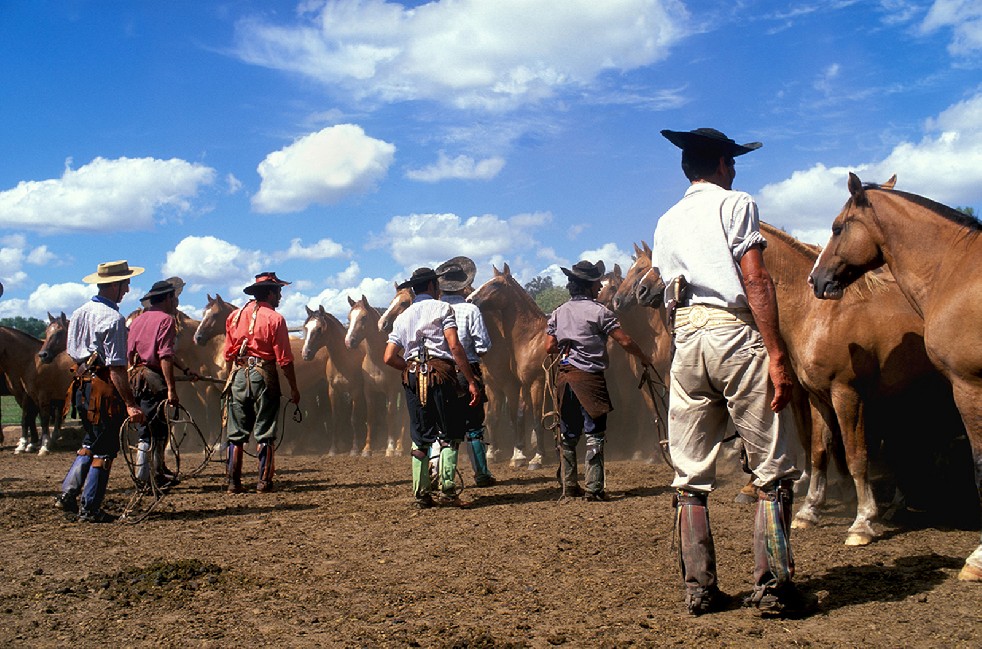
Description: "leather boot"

(257, 443), (275, 493)
(584, 433), (606, 498)
(559, 443), (580, 495)
(226, 443), (244, 494)
(676, 490), (725, 615)
(411, 444), (432, 506)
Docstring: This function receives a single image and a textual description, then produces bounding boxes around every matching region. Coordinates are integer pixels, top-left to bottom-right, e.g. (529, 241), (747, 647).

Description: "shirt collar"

(442, 294), (466, 305)
(684, 182), (725, 197)
(91, 295), (120, 311)
(412, 294), (435, 304)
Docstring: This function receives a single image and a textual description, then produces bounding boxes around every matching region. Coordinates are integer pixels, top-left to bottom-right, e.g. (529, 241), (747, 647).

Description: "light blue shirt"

(67, 296), (128, 366)
(442, 294), (490, 364)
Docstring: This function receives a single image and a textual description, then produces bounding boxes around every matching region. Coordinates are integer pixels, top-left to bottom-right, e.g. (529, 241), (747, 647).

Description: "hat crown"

(82, 259), (144, 284)
(561, 259), (605, 282)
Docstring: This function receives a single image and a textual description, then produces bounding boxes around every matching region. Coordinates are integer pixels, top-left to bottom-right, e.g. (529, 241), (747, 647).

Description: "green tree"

(534, 287), (569, 315)
(955, 206), (976, 218)
(524, 275), (554, 297)
(0, 316), (46, 338)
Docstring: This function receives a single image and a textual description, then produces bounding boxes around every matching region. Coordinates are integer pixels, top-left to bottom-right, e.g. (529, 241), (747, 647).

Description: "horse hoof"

(791, 517), (814, 530)
(844, 533), (873, 546)
(385, 448), (397, 458)
(958, 562), (982, 581)
(37, 446), (50, 457)
(528, 461), (542, 471)
(361, 449), (372, 458)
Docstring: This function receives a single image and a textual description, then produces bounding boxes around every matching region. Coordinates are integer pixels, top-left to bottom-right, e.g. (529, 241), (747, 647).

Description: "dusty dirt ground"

(1, 424), (980, 649)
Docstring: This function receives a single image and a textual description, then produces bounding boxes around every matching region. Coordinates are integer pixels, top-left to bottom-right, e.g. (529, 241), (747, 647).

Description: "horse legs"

(952, 380), (982, 581)
(15, 399), (40, 454)
(832, 389), (878, 546)
(793, 401), (836, 530)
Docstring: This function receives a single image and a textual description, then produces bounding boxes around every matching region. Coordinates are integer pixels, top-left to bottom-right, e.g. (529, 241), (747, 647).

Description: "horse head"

(613, 242), (654, 311)
(468, 263), (513, 310)
(302, 304), (329, 361)
(194, 294), (233, 346)
(38, 311), (68, 363)
(597, 264), (622, 309)
(345, 294), (373, 350)
(809, 173), (895, 300)
(378, 282), (413, 333)
(636, 261), (666, 309)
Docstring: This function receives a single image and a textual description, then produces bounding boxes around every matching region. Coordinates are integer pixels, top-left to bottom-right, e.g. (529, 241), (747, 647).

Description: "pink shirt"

(127, 308), (176, 370)
(223, 300), (294, 366)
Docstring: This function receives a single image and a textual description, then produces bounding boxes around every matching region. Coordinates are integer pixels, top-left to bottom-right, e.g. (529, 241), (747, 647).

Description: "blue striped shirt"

(442, 295), (490, 363)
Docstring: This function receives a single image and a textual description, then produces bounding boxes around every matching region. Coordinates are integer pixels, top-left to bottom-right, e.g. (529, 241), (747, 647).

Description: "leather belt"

(674, 305), (754, 330)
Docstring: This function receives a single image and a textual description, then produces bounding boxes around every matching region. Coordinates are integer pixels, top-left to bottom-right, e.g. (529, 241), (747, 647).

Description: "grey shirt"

(387, 294), (458, 361)
(442, 294), (490, 364)
(546, 296), (620, 373)
(67, 296), (128, 366)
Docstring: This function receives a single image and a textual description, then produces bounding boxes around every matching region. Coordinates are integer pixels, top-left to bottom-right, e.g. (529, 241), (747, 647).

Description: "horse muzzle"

(808, 272), (844, 300)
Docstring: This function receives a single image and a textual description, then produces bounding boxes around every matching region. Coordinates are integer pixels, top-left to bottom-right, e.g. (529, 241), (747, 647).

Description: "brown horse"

(37, 312), (68, 363)
(810, 173), (982, 579)
(302, 305), (368, 455)
(377, 284), (413, 334)
(0, 327), (47, 454)
(194, 294), (234, 346)
(468, 264), (548, 469)
(345, 295), (407, 456)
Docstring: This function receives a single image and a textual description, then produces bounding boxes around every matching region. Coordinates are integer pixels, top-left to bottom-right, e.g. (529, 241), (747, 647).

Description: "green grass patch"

(1, 395), (22, 426)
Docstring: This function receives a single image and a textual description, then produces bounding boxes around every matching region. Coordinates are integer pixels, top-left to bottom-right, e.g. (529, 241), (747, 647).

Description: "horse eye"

(832, 224), (843, 236)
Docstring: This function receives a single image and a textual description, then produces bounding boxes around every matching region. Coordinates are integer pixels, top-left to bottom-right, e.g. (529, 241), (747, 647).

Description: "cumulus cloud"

(406, 152), (505, 182)
(758, 90), (982, 243)
(234, 0), (690, 111)
(26, 282), (97, 318)
(921, 0), (982, 56)
(579, 243), (634, 275)
(377, 210), (552, 268)
(276, 237), (350, 261)
(163, 235), (265, 290)
(0, 157), (215, 233)
(251, 124), (395, 213)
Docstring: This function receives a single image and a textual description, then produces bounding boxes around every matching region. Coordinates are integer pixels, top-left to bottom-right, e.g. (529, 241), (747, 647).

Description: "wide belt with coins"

(674, 304), (755, 331)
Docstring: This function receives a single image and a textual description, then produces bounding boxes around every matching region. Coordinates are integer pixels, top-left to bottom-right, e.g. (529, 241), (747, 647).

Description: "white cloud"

(26, 282), (96, 318)
(26, 245), (57, 266)
(921, 0), (982, 56)
(0, 157), (215, 233)
(406, 152), (505, 182)
(163, 235), (265, 290)
(379, 211), (552, 268)
(277, 237), (350, 261)
(234, 0), (690, 111)
(758, 90), (982, 243)
(227, 173), (243, 194)
(578, 242), (634, 275)
(251, 124), (395, 213)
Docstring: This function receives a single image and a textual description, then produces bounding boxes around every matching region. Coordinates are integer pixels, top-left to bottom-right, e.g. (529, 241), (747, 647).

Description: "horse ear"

(493, 265), (501, 277)
(347, 295), (356, 307)
(60, 311), (67, 321)
(47, 312), (55, 322)
(880, 174), (897, 190)
(207, 294), (213, 302)
(318, 305), (326, 315)
(305, 305), (314, 317)
(502, 262), (511, 276)
(848, 172), (866, 203)
(642, 241), (651, 255)
(614, 263), (622, 278)
(361, 294), (369, 305)
(215, 294), (223, 303)
(633, 242), (642, 256)
(393, 281), (399, 290)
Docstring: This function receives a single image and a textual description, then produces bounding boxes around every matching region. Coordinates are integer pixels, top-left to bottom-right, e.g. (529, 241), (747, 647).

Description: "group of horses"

(2, 173), (980, 580)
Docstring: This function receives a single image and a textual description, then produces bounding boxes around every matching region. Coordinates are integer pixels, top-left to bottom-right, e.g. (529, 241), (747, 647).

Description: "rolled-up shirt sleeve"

(726, 192), (767, 262)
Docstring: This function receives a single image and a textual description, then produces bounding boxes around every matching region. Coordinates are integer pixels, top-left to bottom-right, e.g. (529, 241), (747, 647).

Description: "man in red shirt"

(223, 272), (301, 494)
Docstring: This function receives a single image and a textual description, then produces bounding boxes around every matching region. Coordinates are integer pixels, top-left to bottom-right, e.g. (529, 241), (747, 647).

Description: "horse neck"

(869, 191), (979, 316)
(759, 226), (822, 344)
(490, 281), (546, 341)
(0, 327), (41, 366)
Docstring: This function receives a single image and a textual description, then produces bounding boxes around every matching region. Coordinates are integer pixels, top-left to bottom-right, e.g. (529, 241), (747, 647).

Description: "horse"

(597, 263), (672, 462)
(468, 264), (548, 469)
(809, 173), (982, 580)
(37, 312), (68, 363)
(345, 295), (406, 456)
(194, 294), (234, 346)
(0, 327), (49, 455)
(377, 284), (413, 334)
(302, 305), (368, 455)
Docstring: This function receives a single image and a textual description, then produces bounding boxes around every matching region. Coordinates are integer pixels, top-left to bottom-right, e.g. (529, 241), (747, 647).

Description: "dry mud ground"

(1, 428), (980, 648)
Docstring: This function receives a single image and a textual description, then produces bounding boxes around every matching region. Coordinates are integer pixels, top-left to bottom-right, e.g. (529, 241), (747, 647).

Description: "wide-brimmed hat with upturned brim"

(436, 256), (476, 292)
(561, 260), (606, 283)
(397, 267), (450, 291)
(244, 271), (291, 296)
(661, 128), (762, 158)
(82, 260), (145, 284)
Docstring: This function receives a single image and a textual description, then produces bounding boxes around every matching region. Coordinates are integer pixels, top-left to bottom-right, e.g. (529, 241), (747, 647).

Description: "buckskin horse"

(345, 295), (406, 456)
(468, 264), (548, 470)
(810, 173), (982, 580)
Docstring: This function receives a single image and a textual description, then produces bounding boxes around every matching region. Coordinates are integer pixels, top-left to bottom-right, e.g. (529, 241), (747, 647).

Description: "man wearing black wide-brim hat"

(652, 128), (813, 616)
(222, 271), (301, 494)
(383, 266), (481, 508)
(545, 259), (651, 502)
(127, 278), (196, 489)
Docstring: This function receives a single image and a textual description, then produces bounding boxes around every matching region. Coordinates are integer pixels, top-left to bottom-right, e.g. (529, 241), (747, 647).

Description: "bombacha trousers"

(668, 321), (801, 493)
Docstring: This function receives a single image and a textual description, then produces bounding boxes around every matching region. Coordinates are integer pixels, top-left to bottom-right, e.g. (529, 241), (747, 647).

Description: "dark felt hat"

(397, 267), (449, 291)
(140, 280), (177, 303)
(661, 127), (762, 157)
(561, 260), (606, 283)
(244, 271), (291, 296)
(436, 256), (476, 292)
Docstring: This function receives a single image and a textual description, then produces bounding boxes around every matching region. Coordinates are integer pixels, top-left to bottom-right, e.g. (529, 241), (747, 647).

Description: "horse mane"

(876, 188), (982, 232)
(507, 273), (547, 317)
(761, 222), (819, 261)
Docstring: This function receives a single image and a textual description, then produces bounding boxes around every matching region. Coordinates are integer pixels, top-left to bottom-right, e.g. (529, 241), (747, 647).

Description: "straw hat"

(82, 260), (145, 284)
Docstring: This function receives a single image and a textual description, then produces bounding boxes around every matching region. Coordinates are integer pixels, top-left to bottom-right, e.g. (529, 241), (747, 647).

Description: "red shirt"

(128, 308), (176, 370)
(223, 300), (294, 366)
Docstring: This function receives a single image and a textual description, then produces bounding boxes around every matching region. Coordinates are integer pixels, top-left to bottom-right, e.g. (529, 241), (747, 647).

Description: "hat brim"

(561, 260), (606, 283)
(437, 256), (477, 292)
(244, 280), (289, 296)
(661, 129), (761, 157)
(82, 266), (145, 284)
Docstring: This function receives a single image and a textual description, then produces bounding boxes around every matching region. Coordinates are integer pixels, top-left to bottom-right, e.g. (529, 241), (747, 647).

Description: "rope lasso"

(637, 363), (673, 469)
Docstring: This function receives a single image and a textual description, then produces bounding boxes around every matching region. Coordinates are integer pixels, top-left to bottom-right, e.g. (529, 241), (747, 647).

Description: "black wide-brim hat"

(397, 266), (450, 291)
(436, 256), (476, 292)
(561, 260), (605, 283)
(140, 280), (177, 303)
(661, 128), (762, 157)
(244, 271), (291, 295)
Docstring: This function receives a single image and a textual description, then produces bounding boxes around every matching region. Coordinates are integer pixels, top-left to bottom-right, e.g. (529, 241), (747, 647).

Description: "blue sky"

(1, 0), (980, 325)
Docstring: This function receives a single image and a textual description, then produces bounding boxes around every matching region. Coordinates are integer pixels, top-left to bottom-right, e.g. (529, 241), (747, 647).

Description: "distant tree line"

(524, 276), (569, 315)
(0, 316), (47, 338)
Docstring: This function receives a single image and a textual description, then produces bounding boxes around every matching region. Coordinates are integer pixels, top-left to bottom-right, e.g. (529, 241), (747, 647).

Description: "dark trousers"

(403, 373), (459, 448)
